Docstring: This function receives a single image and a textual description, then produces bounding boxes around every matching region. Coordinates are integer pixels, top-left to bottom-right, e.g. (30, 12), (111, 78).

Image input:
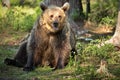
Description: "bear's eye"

(50, 15), (53, 18)
(58, 15), (62, 19)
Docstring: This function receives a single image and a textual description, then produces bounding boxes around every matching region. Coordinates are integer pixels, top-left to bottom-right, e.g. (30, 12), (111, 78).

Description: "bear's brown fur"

(4, 2), (76, 71)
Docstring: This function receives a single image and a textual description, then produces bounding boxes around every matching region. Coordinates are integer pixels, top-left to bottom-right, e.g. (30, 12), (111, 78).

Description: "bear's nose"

(53, 21), (58, 28)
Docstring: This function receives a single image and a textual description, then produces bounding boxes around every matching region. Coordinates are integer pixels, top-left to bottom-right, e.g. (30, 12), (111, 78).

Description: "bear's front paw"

(52, 65), (64, 71)
(23, 66), (34, 71)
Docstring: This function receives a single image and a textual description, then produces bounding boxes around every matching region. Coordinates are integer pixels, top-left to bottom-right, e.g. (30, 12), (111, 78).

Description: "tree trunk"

(105, 0), (120, 47)
(69, 0), (83, 18)
(19, 0), (24, 5)
(44, 0), (68, 6)
(86, 0), (90, 13)
(80, 0), (83, 12)
(86, 0), (90, 19)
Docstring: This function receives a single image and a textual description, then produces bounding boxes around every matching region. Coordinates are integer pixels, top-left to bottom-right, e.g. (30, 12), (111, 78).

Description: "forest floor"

(1, 20), (120, 80)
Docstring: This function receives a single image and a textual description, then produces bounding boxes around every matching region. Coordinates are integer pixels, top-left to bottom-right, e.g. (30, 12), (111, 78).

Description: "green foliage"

(83, 43), (114, 58)
(10, 0), (19, 5)
(0, 46), (16, 72)
(79, 41), (119, 64)
(71, 9), (85, 21)
(11, 6), (37, 31)
(74, 40), (120, 79)
(89, 0), (118, 26)
(0, 5), (41, 32)
(100, 16), (115, 26)
(71, 10), (80, 20)
(10, 0), (43, 6)
(75, 65), (97, 80)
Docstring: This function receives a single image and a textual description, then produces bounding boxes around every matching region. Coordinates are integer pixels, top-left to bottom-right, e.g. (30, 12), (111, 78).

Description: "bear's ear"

(61, 2), (70, 12)
(40, 2), (47, 11)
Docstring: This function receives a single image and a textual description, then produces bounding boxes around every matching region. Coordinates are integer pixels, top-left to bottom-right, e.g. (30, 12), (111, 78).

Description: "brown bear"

(4, 2), (77, 71)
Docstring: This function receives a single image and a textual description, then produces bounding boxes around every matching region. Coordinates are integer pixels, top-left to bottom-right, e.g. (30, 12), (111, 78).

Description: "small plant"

(75, 65), (97, 79)
(100, 16), (115, 26)
(82, 42), (115, 59)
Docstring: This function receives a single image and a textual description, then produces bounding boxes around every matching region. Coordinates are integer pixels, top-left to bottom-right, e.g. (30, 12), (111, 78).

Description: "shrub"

(89, 0), (118, 26)
(0, 5), (41, 32)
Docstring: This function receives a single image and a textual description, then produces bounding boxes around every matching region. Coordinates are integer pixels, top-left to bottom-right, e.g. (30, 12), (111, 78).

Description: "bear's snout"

(53, 21), (59, 29)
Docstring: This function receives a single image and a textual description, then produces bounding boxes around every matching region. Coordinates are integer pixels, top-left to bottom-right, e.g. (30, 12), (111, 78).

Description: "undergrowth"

(88, 0), (118, 26)
(0, 40), (120, 80)
(0, 2), (41, 33)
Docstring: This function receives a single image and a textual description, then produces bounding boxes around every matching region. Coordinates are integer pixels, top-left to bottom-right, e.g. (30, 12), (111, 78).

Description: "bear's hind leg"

(4, 41), (27, 67)
(4, 58), (23, 67)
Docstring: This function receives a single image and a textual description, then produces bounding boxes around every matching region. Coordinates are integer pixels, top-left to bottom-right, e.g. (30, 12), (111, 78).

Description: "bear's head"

(40, 2), (70, 33)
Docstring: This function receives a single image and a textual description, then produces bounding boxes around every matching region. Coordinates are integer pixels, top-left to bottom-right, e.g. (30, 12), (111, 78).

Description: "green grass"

(0, 41), (120, 80)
